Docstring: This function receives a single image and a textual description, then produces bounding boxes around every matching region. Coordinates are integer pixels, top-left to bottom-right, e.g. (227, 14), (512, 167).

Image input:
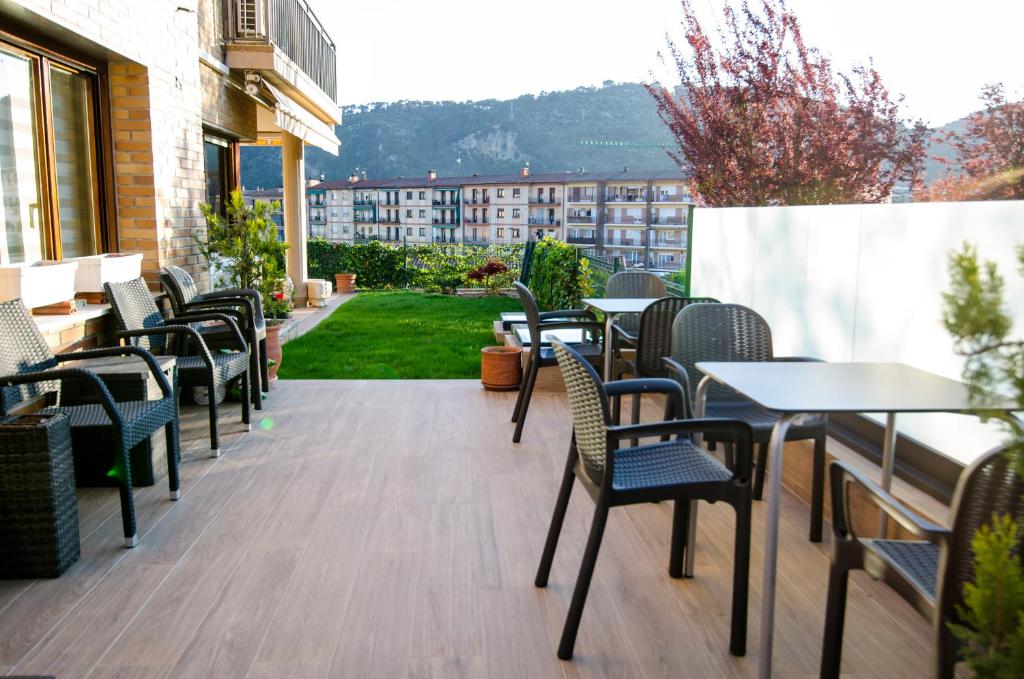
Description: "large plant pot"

(481, 346), (522, 391)
(266, 323), (283, 382)
(66, 253), (142, 294)
(335, 273), (356, 293)
(0, 260), (78, 309)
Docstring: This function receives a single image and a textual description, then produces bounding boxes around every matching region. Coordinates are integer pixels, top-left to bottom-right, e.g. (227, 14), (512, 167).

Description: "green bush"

(529, 239), (594, 311)
(307, 239), (410, 289)
(407, 244), (523, 293)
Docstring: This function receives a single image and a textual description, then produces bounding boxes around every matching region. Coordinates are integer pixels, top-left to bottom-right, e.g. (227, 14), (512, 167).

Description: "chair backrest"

(670, 303), (773, 408)
(105, 278), (169, 353)
(634, 297), (720, 378)
(552, 341), (611, 480)
(0, 299), (59, 412)
(938, 446), (1023, 630)
(160, 265), (199, 311)
(514, 281), (542, 348)
(606, 271), (667, 299)
(606, 271), (668, 335)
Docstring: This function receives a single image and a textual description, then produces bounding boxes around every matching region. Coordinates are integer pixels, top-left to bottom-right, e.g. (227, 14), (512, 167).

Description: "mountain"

(240, 82), (679, 188)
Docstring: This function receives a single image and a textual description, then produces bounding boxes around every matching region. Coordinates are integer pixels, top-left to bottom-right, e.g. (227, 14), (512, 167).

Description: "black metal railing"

(229, 0), (338, 101)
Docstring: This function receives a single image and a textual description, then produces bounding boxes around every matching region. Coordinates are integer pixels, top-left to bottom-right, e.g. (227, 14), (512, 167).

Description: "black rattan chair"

(0, 298), (180, 548)
(537, 341), (753, 659)
(105, 278), (250, 456)
(511, 281), (604, 443)
(664, 302), (829, 542)
(160, 265), (267, 409)
(820, 448), (1022, 679)
(605, 270), (668, 350)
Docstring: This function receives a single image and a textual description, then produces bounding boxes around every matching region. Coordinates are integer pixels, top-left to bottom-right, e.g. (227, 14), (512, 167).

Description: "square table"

(581, 298), (660, 381)
(691, 361), (1020, 679)
(511, 325), (586, 347)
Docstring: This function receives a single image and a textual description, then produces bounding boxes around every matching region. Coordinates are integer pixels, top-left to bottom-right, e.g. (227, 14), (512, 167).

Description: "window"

(419, 209), (426, 218)
(512, 188), (520, 198)
(496, 228), (505, 238)
(418, 191), (425, 200)
(331, 210), (336, 217)
(406, 191), (412, 200)
(511, 228), (520, 238)
(406, 227), (412, 236)
(512, 208), (520, 218)
(0, 40), (109, 263)
(419, 228), (426, 236)
(497, 208), (505, 218)
(406, 209), (412, 218)
(331, 191), (337, 201)
(496, 188), (505, 198)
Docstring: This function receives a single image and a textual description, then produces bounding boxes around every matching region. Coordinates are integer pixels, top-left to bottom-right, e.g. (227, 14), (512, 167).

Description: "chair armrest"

(607, 418), (755, 476)
(194, 288), (260, 303)
(829, 461), (948, 543)
(662, 357), (694, 416)
(538, 309), (595, 321)
(0, 368), (124, 426)
(169, 312), (246, 351)
(54, 346), (173, 398)
(115, 326), (215, 368)
(534, 321), (605, 335)
(184, 295), (258, 323)
(604, 378), (685, 419)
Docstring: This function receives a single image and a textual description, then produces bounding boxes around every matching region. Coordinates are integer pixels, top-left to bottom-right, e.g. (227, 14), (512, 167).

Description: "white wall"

(690, 200), (1024, 464)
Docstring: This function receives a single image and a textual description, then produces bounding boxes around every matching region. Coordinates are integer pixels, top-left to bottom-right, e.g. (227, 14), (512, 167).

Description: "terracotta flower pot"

(481, 346), (522, 391)
(335, 273), (357, 293)
(266, 322), (283, 382)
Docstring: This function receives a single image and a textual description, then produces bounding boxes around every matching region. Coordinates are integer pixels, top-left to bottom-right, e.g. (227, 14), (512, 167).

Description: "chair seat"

(866, 539), (938, 600)
(538, 343), (602, 364)
(611, 439), (732, 491)
(197, 317), (266, 342)
(45, 397), (176, 448)
(177, 352), (249, 386)
(705, 399), (827, 441)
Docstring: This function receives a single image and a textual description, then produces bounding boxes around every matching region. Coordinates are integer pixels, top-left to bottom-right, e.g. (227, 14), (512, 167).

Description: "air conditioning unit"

(306, 279), (331, 308)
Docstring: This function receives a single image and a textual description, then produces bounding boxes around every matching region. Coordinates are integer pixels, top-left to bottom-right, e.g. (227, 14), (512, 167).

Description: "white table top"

(582, 298), (660, 314)
(696, 361), (1020, 414)
(513, 325), (586, 346)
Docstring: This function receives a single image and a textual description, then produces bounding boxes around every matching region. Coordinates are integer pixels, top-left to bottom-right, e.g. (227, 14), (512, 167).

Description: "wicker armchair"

(821, 448), (1022, 679)
(537, 341), (753, 659)
(663, 302), (829, 542)
(605, 271), (667, 350)
(105, 278), (250, 456)
(511, 282), (604, 443)
(160, 265), (267, 409)
(0, 299), (180, 548)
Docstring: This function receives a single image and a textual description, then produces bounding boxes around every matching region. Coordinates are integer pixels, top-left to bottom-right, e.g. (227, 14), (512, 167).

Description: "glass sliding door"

(0, 46), (44, 264)
(49, 64), (99, 258)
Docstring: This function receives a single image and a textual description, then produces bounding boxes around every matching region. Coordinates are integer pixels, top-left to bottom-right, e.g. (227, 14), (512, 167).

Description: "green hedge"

(528, 239), (594, 311)
(307, 239), (525, 292)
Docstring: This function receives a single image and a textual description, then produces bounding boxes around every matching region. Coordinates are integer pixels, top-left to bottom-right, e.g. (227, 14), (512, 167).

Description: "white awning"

(258, 80), (340, 155)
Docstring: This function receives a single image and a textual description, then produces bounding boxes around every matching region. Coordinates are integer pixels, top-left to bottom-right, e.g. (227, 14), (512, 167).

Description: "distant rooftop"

(311, 168), (689, 191)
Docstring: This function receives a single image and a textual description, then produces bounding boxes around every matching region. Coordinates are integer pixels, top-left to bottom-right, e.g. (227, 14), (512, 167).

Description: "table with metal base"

(690, 361), (1017, 679)
(581, 298), (660, 381)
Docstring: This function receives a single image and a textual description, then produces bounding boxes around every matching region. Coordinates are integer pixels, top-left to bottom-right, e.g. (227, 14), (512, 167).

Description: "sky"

(307, 0), (1024, 127)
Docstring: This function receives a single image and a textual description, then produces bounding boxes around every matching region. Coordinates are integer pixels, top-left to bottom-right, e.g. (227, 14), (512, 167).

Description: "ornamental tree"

(645, 0), (927, 206)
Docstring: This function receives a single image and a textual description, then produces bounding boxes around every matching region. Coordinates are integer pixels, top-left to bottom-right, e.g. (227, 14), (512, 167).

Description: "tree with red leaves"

(924, 84), (1024, 201)
(645, 0), (927, 207)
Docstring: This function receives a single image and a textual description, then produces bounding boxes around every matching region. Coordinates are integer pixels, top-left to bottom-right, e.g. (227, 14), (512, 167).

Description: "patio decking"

(0, 380), (935, 678)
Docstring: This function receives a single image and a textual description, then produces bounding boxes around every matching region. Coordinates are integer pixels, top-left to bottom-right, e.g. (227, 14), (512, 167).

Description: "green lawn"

(278, 291), (522, 379)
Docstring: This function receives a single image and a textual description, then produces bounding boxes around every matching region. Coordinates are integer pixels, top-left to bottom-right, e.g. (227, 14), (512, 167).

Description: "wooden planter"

(266, 322), (283, 382)
(481, 346), (522, 391)
(335, 273), (357, 294)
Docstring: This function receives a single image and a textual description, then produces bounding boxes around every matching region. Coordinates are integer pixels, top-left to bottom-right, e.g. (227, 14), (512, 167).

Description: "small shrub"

(466, 260), (511, 295)
(529, 239), (593, 311)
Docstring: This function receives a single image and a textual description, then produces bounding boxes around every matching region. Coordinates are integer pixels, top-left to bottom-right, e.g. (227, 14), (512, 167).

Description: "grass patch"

(278, 291), (521, 379)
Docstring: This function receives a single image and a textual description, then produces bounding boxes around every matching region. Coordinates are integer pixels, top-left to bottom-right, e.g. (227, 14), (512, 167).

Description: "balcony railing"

(527, 218), (561, 226)
(464, 197), (490, 205)
(464, 237), (489, 245)
(529, 198), (561, 206)
(229, 0), (337, 101)
(567, 235), (597, 245)
(650, 218), (687, 226)
(605, 194), (647, 203)
(566, 214), (595, 224)
(464, 218), (489, 225)
(354, 199), (376, 206)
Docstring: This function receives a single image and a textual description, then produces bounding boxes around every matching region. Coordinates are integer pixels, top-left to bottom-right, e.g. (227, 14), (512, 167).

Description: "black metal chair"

(105, 278), (250, 456)
(612, 296), (719, 430)
(0, 298), (180, 548)
(160, 265), (267, 409)
(663, 302), (829, 542)
(820, 447), (1022, 679)
(511, 281), (604, 443)
(605, 270), (668, 351)
(536, 341), (754, 659)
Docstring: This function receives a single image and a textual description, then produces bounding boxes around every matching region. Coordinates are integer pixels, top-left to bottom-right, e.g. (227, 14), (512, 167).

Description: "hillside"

(240, 82), (678, 188)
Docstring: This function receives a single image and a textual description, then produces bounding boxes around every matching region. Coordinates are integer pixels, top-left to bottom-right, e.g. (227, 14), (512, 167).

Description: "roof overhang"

(252, 81), (340, 155)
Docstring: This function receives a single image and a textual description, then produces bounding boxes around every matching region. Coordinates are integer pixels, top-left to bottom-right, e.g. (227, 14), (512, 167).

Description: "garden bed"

(278, 291), (521, 379)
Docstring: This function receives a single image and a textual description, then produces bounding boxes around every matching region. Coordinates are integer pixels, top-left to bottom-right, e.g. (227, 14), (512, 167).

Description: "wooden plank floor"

(0, 380), (936, 678)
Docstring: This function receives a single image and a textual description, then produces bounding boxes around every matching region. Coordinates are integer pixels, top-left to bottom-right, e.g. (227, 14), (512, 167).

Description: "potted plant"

(335, 271), (357, 294)
(197, 190), (290, 383)
(481, 345), (522, 391)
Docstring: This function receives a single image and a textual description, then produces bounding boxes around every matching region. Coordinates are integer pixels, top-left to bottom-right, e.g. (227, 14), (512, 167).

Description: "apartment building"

(302, 168), (691, 270)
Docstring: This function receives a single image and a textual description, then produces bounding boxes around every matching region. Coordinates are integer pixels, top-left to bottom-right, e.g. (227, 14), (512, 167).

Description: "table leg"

(683, 375), (715, 577)
(602, 312), (615, 382)
(877, 412), (898, 536)
(758, 412), (802, 679)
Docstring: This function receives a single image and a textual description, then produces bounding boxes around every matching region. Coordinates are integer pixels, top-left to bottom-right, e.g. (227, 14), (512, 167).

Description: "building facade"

(304, 168), (691, 270)
(0, 0), (340, 306)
